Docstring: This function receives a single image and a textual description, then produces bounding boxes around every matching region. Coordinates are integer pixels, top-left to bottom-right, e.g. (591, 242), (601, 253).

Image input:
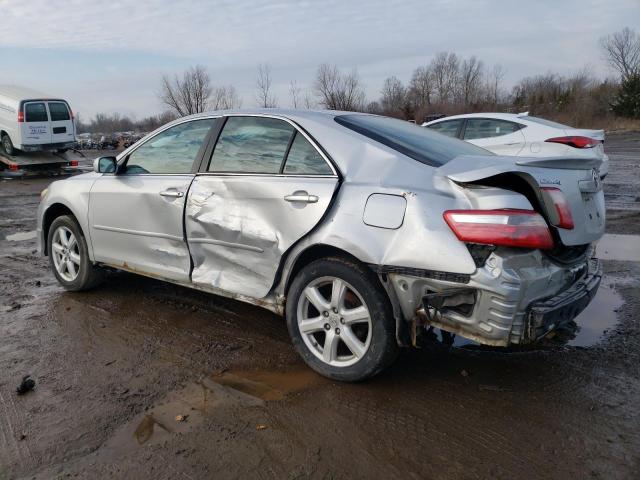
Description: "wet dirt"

(1, 136), (640, 479)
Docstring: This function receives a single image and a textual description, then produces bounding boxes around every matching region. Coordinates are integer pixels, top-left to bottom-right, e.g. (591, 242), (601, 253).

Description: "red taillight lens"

(17, 111), (24, 123)
(443, 209), (554, 250)
(540, 187), (574, 229)
(545, 136), (600, 149)
(69, 160), (79, 167)
(9, 163), (19, 171)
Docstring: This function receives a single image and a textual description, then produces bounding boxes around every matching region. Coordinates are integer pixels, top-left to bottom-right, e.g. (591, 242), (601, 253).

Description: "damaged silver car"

(37, 110), (605, 381)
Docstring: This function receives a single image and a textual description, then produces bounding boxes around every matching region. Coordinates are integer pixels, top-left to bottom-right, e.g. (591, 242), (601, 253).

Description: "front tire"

(286, 257), (399, 382)
(47, 215), (103, 291)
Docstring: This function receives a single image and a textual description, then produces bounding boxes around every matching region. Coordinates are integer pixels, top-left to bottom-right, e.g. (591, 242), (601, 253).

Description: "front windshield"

(335, 114), (492, 166)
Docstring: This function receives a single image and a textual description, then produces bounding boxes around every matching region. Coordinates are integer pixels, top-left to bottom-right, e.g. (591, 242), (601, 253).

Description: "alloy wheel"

(51, 226), (81, 282)
(296, 276), (372, 367)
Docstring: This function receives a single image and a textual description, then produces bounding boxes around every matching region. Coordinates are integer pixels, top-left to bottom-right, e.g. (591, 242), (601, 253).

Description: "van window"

(25, 103), (48, 122)
(48, 102), (71, 121)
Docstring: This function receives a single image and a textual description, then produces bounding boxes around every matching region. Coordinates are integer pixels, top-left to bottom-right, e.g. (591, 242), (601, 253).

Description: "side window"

(48, 102), (71, 121)
(283, 133), (332, 175)
(426, 119), (462, 138)
(25, 103), (48, 122)
(125, 119), (214, 174)
(209, 116), (295, 173)
(463, 119), (522, 140)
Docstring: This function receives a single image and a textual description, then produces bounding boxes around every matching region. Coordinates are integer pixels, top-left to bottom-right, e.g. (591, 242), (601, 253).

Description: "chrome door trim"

(93, 224), (183, 242)
(187, 237), (264, 253)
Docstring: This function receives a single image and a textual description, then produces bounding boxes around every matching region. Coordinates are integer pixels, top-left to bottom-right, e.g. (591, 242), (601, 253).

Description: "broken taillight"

(545, 136), (600, 148)
(443, 209), (554, 250)
(540, 187), (574, 229)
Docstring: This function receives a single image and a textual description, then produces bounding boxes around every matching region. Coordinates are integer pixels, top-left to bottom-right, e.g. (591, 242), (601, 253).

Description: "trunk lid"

(438, 154), (605, 246)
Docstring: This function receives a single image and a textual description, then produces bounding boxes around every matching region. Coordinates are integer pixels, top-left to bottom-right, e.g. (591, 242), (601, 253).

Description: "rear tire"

(286, 257), (399, 382)
(47, 215), (103, 291)
(2, 134), (17, 156)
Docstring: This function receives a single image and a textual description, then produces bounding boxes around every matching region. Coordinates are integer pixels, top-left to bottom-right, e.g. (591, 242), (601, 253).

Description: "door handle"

(284, 193), (318, 203)
(159, 190), (184, 198)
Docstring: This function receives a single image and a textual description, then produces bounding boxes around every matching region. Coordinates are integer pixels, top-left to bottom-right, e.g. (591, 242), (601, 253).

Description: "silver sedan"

(37, 109), (605, 381)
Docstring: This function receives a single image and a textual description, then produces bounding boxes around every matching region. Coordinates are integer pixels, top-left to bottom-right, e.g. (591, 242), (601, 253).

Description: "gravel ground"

(0, 135), (639, 479)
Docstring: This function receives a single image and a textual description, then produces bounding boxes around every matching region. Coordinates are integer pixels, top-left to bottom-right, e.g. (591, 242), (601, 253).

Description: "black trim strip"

(369, 264), (470, 284)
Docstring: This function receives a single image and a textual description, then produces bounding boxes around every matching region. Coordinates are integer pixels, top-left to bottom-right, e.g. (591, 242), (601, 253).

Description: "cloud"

(0, 0), (636, 116)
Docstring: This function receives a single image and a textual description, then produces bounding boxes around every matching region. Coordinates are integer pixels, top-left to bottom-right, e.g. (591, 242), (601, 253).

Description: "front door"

(185, 115), (339, 298)
(47, 101), (75, 146)
(89, 118), (217, 281)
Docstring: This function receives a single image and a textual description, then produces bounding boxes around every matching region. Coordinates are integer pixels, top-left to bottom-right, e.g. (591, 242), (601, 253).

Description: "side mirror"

(93, 156), (117, 173)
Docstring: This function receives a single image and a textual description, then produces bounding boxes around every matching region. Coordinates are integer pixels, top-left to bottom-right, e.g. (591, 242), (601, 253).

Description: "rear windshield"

(523, 116), (571, 129)
(24, 102), (48, 122)
(335, 114), (492, 166)
(48, 102), (71, 121)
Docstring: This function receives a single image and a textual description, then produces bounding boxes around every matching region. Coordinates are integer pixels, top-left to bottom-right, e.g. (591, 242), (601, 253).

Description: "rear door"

(47, 101), (75, 145)
(462, 118), (526, 155)
(89, 118), (217, 281)
(185, 115), (339, 299)
(21, 101), (51, 146)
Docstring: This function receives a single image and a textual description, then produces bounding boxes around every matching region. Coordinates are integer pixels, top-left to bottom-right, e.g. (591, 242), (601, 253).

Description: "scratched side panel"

(185, 175), (338, 299)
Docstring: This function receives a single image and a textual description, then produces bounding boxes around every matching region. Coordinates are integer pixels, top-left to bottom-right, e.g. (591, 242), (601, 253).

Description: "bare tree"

(380, 76), (407, 114)
(408, 65), (434, 110)
(314, 64), (366, 111)
(160, 65), (212, 117)
(484, 64), (506, 106)
(289, 80), (301, 108)
(303, 92), (316, 109)
(211, 85), (242, 110)
(430, 52), (459, 104)
(600, 27), (640, 80)
(459, 56), (484, 105)
(256, 63), (277, 108)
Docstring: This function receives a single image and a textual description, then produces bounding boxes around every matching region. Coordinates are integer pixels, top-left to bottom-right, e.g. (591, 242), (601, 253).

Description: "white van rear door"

(21, 101), (51, 146)
(48, 101), (74, 145)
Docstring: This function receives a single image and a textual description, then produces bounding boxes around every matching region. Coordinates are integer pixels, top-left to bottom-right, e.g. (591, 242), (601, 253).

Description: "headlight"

(40, 188), (48, 199)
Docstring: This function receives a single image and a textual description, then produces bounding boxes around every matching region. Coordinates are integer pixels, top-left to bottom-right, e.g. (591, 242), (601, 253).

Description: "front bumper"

(386, 248), (602, 346)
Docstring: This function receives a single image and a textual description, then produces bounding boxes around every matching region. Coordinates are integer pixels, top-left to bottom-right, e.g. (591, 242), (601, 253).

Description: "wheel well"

(284, 244), (370, 295)
(42, 203), (75, 255)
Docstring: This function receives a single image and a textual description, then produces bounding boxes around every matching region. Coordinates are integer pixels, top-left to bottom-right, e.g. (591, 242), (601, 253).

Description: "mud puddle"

(449, 283), (623, 349)
(100, 366), (321, 453)
(3, 230), (37, 241)
(597, 234), (640, 262)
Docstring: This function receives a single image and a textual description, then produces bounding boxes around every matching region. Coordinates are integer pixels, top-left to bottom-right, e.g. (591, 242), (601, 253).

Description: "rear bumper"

(20, 141), (75, 152)
(526, 258), (601, 341)
(386, 247), (601, 346)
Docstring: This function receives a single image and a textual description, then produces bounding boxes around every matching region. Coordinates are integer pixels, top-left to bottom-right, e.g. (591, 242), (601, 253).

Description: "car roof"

(424, 112), (529, 124)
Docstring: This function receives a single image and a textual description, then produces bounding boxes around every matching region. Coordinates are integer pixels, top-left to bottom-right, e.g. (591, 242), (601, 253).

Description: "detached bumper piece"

(526, 258), (602, 342)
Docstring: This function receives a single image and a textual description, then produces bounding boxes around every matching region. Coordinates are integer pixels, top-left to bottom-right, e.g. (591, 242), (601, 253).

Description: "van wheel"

(286, 257), (399, 382)
(47, 215), (103, 291)
(2, 134), (16, 156)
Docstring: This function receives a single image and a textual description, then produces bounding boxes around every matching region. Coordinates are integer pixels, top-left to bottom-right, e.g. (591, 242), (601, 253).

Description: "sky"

(0, 0), (637, 119)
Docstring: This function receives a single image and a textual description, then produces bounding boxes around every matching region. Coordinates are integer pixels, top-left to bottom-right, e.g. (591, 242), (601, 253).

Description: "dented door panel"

(186, 175), (338, 298)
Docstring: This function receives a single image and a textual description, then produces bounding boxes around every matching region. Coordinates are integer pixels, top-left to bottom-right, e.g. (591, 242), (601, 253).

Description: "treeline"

(79, 27), (640, 133)
(76, 111), (176, 134)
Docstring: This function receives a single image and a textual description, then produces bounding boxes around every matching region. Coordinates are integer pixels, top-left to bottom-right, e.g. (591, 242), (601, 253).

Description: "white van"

(0, 85), (76, 156)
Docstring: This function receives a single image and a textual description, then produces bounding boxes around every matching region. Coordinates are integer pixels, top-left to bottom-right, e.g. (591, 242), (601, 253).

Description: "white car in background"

(423, 112), (609, 178)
